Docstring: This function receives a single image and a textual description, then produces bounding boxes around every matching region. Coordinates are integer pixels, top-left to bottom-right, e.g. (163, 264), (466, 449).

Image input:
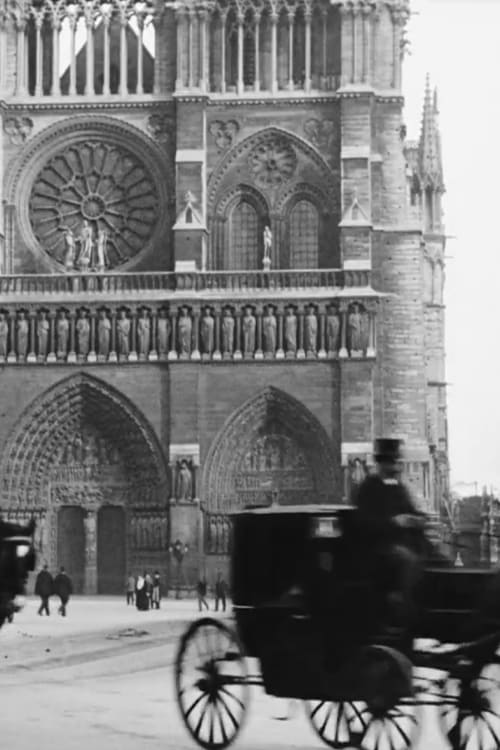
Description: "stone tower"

(0, 0), (449, 592)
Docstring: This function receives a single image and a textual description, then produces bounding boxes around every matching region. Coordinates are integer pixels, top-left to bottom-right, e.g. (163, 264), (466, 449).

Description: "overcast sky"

(402, 0), (500, 493)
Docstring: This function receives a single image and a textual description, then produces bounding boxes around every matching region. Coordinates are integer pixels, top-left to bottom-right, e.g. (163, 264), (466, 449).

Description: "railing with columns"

(0, 268), (373, 298)
(0, 300), (377, 364)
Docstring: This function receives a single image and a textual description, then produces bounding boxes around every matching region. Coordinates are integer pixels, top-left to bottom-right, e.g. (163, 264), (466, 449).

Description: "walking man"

(196, 576), (209, 611)
(126, 572), (135, 605)
(53, 566), (73, 617)
(151, 571), (161, 609)
(214, 572), (228, 612)
(35, 563), (53, 616)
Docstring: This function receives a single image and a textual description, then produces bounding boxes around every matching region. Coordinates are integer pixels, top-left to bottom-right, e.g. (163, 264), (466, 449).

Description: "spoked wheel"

(175, 617), (249, 749)
(307, 698), (420, 750)
(306, 700), (367, 748)
(439, 663), (500, 750)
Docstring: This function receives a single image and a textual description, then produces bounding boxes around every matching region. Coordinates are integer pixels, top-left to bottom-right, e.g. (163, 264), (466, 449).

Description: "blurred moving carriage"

(174, 504), (500, 750)
(0, 519), (36, 627)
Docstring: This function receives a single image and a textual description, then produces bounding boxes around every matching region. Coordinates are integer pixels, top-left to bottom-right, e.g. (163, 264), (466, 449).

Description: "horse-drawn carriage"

(174, 504), (500, 750)
(0, 519), (36, 627)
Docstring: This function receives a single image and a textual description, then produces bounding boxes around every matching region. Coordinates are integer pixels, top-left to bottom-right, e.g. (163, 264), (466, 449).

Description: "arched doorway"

(0, 373), (168, 594)
(202, 387), (338, 556)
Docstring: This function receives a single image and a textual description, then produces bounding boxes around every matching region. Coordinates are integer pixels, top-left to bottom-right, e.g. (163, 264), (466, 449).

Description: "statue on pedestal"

(117, 310), (130, 357)
(16, 311), (28, 359)
(304, 305), (318, 353)
(37, 311), (49, 359)
(176, 459), (193, 501)
(96, 229), (109, 271)
(242, 307), (256, 356)
(76, 310), (90, 357)
(262, 305), (277, 355)
(157, 310), (170, 357)
(201, 307), (214, 356)
(222, 308), (234, 355)
(263, 225), (272, 271)
(285, 307), (297, 354)
(178, 307), (192, 357)
(348, 303), (363, 352)
(137, 310), (151, 359)
(78, 221), (93, 270)
(98, 310), (111, 358)
(326, 307), (340, 353)
(63, 228), (76, 271)
(57, 311), (69, 358)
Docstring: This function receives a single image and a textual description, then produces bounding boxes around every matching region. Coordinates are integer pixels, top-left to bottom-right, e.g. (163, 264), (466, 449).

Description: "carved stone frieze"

(3, 116), (34, 145)
(147, 112), (175, 144)
(303, 118), (337, 158)
(209, 120), (240, 152)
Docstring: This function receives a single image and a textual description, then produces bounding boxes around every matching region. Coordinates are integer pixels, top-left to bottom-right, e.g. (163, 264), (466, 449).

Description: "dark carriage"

(0, 519), (36, 627)
(174, 504), (500, 750)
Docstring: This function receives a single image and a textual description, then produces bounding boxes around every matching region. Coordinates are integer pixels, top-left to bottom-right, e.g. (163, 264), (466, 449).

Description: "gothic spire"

(419, 74), (444, 191)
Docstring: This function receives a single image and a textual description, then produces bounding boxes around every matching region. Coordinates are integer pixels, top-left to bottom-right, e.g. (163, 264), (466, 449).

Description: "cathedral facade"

(0, 0), (448, 592)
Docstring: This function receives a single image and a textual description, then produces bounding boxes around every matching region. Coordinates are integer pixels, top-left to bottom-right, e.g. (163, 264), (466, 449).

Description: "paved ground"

(0, 597), (458, 750)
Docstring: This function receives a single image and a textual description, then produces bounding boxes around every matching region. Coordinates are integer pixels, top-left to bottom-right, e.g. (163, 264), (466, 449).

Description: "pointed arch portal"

(0, 374), (168, 593)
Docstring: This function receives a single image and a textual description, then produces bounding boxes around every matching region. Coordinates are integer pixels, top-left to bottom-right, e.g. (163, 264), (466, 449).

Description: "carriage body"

(175, 503), (500, 750)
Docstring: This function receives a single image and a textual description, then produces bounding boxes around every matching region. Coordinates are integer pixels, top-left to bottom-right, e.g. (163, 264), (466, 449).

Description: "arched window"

(229, 201), (260, 269)
(289, 200), (319, 268)
(225, 9), (238, 88)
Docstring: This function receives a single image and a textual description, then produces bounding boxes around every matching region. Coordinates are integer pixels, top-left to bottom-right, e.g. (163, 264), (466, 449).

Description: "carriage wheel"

(307, 698), (420, 750)
(307, 700), (367, 748)
(175, 617), (249, 749)
(439, 664), (500, 750)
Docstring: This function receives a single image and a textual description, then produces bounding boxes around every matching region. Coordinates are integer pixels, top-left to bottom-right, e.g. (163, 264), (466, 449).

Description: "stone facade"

(0, 0), (449, 592)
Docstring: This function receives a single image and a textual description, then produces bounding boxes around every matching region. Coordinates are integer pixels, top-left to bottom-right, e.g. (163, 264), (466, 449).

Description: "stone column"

(34, 12), (44, 96)
(102, 7), (111, 94)
(68, 9), (78, 95)
(51, 16), (61, 95)
(191, 306), (201, 360)
(199, 8), (208, 92)
(47, 311), (56, 363)
(175, 7), (185, 90)
(254, 11), (261, 92)
(304, 8), (311, 92)
(119, 6), (128, 96)
(213, 308), (221, 360)
(321, 8), (327, 86)
(84, 3), (95, 96)
(15, 18), (27, 96)
(287, 9), (295, 91)
(270, 11), (278, 94)
(88, 310), (97, 362)
(339, 303), (348, 358)
(255, 305), (263, 360)
(220, 10), (227, 93)
(68, 310), (77, 363)
(352, 5), (360, 84)
(362, 5), (372, 85)
(27, 310), (37, 363)
(188, 9), (195, 89)
(136, 11), (144, 94)
(237, 10), (244, 94)
(84, 509), (98, 595)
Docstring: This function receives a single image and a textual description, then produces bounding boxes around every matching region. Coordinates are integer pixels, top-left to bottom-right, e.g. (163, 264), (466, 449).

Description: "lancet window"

(289, 200), (319, 268)
(229, 201), (261, 270)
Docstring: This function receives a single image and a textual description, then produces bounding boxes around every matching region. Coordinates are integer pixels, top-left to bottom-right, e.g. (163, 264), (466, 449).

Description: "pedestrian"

(53, 566), (73, 617)
(151, 571), (161, 610)
(196, 576), (209, 611)
(214, 572), (228, 612)
(135, 573), (149, 611)
(144, 570), (153, 607)
(126, 572), (135, 605)
(35, 563), (53, 616)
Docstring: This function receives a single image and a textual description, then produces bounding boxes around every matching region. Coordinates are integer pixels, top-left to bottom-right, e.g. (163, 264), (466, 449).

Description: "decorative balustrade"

(0, 299), (376, 365)
(0, 268), (372, 298)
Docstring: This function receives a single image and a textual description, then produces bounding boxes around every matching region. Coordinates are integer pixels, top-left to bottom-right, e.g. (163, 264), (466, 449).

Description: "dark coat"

(215, 579), (227, 597)
(196, 580), (207, 597)
(54, 572), (73, 601)
(35, 569), (53, 598)
(353, 474), (420, 547)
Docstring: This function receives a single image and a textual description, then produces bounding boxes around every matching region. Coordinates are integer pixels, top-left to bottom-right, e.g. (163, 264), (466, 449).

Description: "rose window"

(248, 136), (297, 189)
(29, 140), (159, 268)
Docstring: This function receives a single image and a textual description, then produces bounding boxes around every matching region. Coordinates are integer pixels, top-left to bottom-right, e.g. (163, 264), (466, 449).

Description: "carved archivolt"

(207, 126), (336, 213)
(0, 372), (168, 507)
(215, 183), (270, 219)
(7, 115), (171, 271)
(202, 386), (337, 512)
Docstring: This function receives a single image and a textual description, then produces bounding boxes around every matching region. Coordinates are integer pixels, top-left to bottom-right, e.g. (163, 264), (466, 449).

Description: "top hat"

(373, 438), (404, 462)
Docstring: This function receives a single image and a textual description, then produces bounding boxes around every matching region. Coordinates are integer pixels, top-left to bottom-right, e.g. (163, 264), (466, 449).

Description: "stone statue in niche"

(83, 434), (98, 467)
(304, 305), (318, 353)
(360, 311), (370, 352)
(222, 308), (234, 355)
(284, 307), (297, 355)
(97, 310), (111, 358)
(326, 307), (340, 353)
(349, 457), (367, 488)
(200, 307), (214, 356)
(117, 310), (131, 357)
(176, 459), (193, 501)
(57, 311), (69, 358)
(76, 310), (90, 357)
(97, 437), (109, 464)
(63, 228), (76, 271)
(96, 229), (109, 271)
(262, 305), (276, 355)
(73, 434), (84, 464)
(37, 311), (49, 359)
(348, 303), (363, 353)
(16, 312), (28, 360)
(78, 220), (93, 270)
(178, 307), (192, 357)
(137, 310), (151, 359)
(242, 307), (256, 357)
(263, 225), (272, 270)
(157, 309), (170, 357)
(0, 313), (8, 359)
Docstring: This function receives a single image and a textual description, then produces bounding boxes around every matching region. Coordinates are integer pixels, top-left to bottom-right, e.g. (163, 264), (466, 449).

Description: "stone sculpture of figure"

(209, 516), (217, 554)
(78, 220), (93, 269)
(64, 228), (76, 271)
(76, 310), (90, 357)
(200, 307), (214, 356)
(348, 303), (363, 352)
(304, 305), (318, 353)
(83, 434), (97, 466)
(284, 307), (297, 354)
(263, 225), (272, 260)
(73, 434), (84, 464)
(117, 310), (130, 357)
(242, 307), (256, 356)
(16, 311), (28, 359)
(96, 229), (109, 271)
(157, 309), (170, 357)
(137, 310), (151, 359)
(0, 313), (7, 359)
(97, 310), (111, 358)
(350, 457), (366, 487)
(97, 437), (109, 464)
(262, 305), (277, 355)
(57, 311), (69, 358)
(178, 307), (192, 357)
(222, 308), (234, 355)
(176, 460), (193, 501)
(326, 307), (340, 353)
(37, 311), (49, 359)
